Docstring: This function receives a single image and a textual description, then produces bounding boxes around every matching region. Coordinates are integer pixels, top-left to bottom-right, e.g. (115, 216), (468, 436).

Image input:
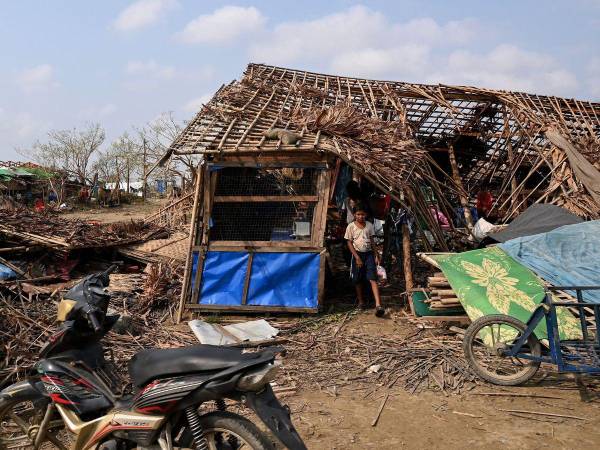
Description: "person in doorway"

(341, 180), (363, 224)
(344, 203), (384, 317)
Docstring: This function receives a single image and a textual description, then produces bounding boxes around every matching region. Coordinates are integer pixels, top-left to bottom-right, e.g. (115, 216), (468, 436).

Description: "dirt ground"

(58, 203), (600, 449)
(59, 198), (165, 223)
(279, 315), (600, 450)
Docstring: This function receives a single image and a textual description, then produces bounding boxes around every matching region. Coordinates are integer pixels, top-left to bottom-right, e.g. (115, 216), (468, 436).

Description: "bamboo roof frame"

(169, 63), (600, 222)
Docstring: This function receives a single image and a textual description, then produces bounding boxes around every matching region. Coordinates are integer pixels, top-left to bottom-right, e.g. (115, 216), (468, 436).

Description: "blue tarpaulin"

(247, 252), (319, 307)
(0, 263), (17, 281)
(199, 252), (249, 305)
(192, 251), (319, 308)
(499, 220), (600, 303)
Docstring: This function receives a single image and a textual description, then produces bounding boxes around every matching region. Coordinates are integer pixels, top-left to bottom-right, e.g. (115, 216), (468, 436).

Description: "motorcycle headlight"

(236, 361), (280, 391)
(56, 299), (76, 322)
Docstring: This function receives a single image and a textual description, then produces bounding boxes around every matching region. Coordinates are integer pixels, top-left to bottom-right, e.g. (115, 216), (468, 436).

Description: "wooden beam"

(177, 164), (204, 322)
(187, 304), (318, 314)
(448, 144), (473, 231)
(240, 252), (254, 305)
(206, 244), (323, 253)
(214, 195), (318, 203)
(206, 240), (316, 248)
(402, 223), (415, 316)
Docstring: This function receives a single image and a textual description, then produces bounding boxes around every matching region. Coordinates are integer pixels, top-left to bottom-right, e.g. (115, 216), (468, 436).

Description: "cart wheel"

(463, 314), (542, 386)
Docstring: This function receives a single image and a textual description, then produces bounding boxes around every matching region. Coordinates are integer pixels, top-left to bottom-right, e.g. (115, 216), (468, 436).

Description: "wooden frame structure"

(179, 154), (332, 314)
(171, 63), (600, 318)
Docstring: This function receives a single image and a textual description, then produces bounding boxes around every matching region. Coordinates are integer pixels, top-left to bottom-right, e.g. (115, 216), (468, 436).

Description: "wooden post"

(507, 139), (519, 211)
(142, 138), (147, 201)
(402, 223), (415, 316)
(241, 252), (254, 305)
(448, 144), (473, 230)
(126, 158), (130, 194)
(176, 164), (205, 323)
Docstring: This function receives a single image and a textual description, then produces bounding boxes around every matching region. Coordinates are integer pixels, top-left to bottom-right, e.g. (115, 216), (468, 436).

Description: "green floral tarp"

(431, 247), (581, 340)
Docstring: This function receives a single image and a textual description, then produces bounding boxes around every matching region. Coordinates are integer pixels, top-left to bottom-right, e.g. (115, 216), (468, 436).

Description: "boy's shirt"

(344, 221), (374, 252)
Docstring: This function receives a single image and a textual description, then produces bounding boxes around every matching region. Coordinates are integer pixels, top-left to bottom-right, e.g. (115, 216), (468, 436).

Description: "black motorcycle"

(0, 266), (306, 450)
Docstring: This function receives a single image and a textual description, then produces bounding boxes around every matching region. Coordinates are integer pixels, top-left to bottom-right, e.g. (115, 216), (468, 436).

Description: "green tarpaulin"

(431, 247), (581, 340)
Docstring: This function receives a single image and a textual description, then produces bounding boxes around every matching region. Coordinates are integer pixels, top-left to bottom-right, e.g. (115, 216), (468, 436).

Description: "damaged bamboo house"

(159, 63), (600, 317)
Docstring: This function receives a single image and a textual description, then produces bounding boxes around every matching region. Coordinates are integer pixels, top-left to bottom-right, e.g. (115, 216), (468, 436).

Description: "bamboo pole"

(448, 144), (473, 231)
(176, 163), (204, 323)
(402, 223), (415, 316)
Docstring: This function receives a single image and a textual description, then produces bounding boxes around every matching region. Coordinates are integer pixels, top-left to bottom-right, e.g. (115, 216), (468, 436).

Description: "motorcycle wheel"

(0, 398), (71, 449)
(463, 314), (542, 386)
(177, 411), (274, 450)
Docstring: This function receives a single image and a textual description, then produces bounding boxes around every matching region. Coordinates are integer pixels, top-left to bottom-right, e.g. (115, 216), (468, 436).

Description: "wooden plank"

(417, 315), (471, 324)
(189, 249), (203, 306)
(206, 244), (323, 253)
(241, 252), (254, 305)
(177, 164), (204, 322)
(314, 169), (331, 247)
(191, 169), (214, 305)
(214, 195), (318, 203)
(206, 240), (316, 248)
(448, 144), (473, 231)
(402, 223), (415, 316)
(208, 156), (326, 167)
(317, 250), (327, 310)
(187, 304), (318, 314)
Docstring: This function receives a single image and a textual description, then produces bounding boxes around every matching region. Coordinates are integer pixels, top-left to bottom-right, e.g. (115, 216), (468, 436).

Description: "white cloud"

(183, 94), (213, 113)
(426, 44), (578, 95)
(17, 64), (58, 93)
(113, 0), (178, 32)
(330, 45), (430, 79)
(0, 111), (51, 140)
(80, 103), (118, 119)
(125, 60), (176, 79)
(249, 6), (477, 81)
(247, 6), (580, 96)
(175, 6), (265, 44)
(587, 57), (600, 99)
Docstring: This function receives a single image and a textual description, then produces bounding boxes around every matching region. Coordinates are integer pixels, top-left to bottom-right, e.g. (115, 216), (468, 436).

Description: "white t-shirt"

(344, 221), (374, 252)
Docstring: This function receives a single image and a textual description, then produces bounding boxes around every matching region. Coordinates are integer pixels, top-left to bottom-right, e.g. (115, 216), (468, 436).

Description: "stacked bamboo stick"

(425, 272), (464, 311)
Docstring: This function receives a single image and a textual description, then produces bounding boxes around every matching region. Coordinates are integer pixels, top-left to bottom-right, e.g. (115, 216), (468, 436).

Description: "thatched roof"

(170, 63), (600, 221)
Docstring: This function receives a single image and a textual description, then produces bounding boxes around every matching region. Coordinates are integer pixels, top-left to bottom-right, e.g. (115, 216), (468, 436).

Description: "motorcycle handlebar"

(102, 264), (118, 277)
(88, 310), (102, 333)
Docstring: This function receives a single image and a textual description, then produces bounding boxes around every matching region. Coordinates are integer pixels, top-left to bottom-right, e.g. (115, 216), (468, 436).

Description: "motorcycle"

(0, 266), (306, 450)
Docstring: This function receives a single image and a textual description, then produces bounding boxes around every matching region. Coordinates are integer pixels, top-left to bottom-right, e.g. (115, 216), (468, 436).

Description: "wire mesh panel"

(210, 201), (315, 241)
(214, 167), (319, 196)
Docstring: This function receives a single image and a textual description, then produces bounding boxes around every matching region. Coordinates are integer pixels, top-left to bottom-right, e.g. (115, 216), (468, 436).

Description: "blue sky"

(1, 0), (599, 160)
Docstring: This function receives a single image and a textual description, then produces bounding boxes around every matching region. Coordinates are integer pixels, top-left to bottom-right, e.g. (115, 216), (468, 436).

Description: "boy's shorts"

(350, 251), (377, 285)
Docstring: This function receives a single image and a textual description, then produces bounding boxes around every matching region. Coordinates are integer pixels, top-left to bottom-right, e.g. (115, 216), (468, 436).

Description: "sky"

(1, 0), (599, 161)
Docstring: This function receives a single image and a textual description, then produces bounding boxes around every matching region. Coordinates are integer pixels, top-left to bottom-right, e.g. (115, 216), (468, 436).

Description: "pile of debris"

(0, 262), (188, 387)
(275, 312), (478, 396)
(0, 207), (166, 251)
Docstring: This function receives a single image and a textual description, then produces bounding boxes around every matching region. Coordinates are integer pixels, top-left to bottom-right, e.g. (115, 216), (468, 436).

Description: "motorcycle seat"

(128, 345), (267, 387)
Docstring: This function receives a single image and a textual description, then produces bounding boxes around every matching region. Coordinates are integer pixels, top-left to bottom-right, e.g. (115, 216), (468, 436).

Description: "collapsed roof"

(169, 63), (600, 222)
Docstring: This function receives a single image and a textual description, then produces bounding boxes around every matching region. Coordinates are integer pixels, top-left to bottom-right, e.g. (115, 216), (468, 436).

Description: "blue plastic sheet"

(0, 263), (17, 281)
(193, 251), (320, 308)
(247, 252), (319, 307)
(499, 220), (600, 303)
(198, 252), (249, 305)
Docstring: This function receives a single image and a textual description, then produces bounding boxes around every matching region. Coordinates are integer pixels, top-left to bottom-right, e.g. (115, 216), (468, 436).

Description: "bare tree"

(137, 112), (200, 184)
(92, 132), (145, 191)
(24, 123), (105, 185)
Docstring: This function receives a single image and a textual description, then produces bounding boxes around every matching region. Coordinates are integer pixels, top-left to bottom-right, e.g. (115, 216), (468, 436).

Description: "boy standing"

(344, 204), (384, 317)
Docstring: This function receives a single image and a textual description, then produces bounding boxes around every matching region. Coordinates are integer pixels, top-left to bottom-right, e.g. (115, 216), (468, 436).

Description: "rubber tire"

(463, 314), (542, 386)
(179, 411), (274, 450)
(0, 395), (61, 450)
